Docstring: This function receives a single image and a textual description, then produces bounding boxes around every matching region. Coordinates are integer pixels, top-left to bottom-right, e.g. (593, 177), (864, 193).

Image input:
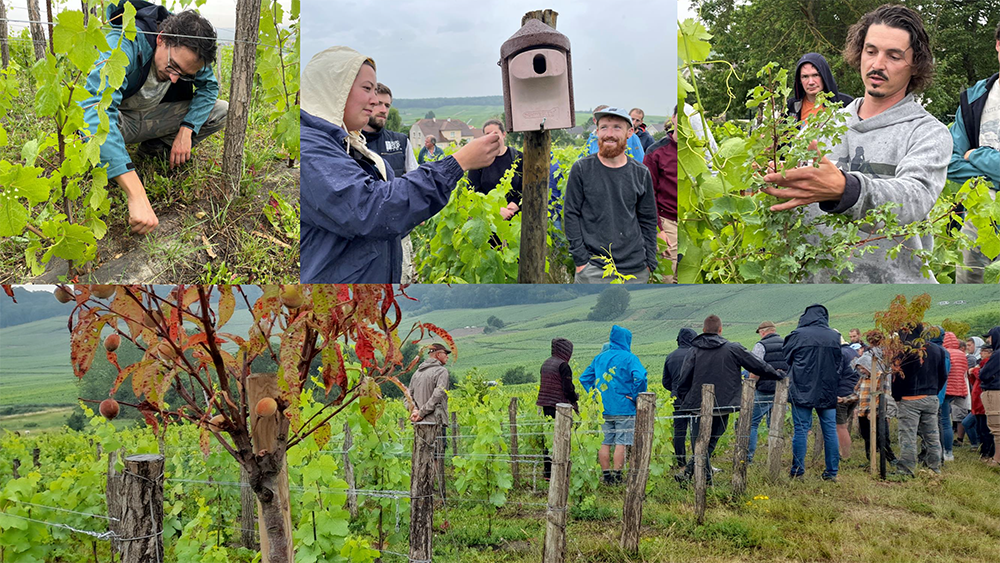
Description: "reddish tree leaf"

(419, 323), (457, 359)
(217, 285), (235, 329)
(74, 284), (90, 305)
(312, 422), (331, 451)
(358, 377), (384, 427)
(136, 400), (160, 434)
(106, 350), (122, 373)
(336, 285), (350, 302)
(354, 328), (375, 369)
(2, 285), (17, 303)
(70, 309), (110, 377)
(199, 425), (211, 457)
(110, 288), (144, 340)
(320, 342), (347, 397)
(132, 361), (160, 401)
(278, 318), (308, 399)
(112, 360), (152, 394)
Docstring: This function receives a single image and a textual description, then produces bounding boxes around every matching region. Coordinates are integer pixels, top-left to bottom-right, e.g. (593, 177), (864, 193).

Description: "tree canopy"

(690, 0), (1000, 121)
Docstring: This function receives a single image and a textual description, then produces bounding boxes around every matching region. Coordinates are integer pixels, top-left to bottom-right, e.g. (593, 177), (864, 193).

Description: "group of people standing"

(533, 310), (1000, 486)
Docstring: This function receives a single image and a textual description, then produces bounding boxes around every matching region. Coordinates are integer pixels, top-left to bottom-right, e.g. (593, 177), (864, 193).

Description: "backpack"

(108, 0), (194, 102)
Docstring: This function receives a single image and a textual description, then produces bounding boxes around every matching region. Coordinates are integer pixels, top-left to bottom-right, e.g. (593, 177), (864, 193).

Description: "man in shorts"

(580, 325), (648, 484)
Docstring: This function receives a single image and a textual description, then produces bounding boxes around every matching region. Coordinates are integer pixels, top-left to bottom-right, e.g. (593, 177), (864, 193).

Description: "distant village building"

(409, 118), (483, 149)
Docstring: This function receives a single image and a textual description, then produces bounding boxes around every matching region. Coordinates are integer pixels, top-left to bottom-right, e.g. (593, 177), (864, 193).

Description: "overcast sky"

(302, 0), (675, 116)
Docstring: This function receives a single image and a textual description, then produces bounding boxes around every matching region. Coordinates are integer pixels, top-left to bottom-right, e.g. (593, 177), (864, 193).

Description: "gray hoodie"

(808, 94), (952, 283)
(410, 357), (449, 422)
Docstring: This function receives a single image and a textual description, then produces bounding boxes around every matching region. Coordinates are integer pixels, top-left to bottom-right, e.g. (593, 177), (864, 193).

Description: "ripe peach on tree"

(62, 284), (452, 563)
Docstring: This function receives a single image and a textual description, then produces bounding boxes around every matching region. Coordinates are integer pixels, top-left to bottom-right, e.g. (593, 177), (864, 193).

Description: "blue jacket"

(579, 325), (648, 416)
(783, 304), (844, 409)
(584, 131), (645, 162)
(80, 2), (219, 179)
(947, 74), (999, 189)
(300, 111), (465, 282)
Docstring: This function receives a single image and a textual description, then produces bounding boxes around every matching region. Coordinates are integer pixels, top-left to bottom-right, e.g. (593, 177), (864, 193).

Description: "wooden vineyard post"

(767, 378), (790, 482)
(870, 368), (879, 478)
(11, 458), (19, 479)
(516, 9), (558, 284)
(509, 397), (520, 485)
(239, 466), (257, 550)
(731, 378), (757, 496)
(25, 0), (46, 61)
(620, 392), (656, 553)
(106, 449), (124, 556)
(248, 373), (293, 563)
(876, 370), (888, 481)
(542, 403), (572, 563)
(31, 447), (40, 468)
(451, 411), (459, 455)
(0, 0), (9, 69)
(44, 0), (53, 55)
(693, 384), (715, 525)
(119, 454), (164, 563)
(410, 420), (438, 563)
(221, 0), (262, 193)
(343, 422), (358, 518)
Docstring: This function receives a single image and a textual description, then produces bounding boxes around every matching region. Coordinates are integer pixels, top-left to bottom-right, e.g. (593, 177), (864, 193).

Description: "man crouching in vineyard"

(81, 2), (228, 235)
(762, 4), (952, 283)
(565, 107), (659, 283)
(300, 46), (503, 283)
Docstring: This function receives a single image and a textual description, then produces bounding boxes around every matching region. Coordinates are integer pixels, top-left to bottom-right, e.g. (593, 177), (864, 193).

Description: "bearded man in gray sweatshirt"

(762, 4), (952, 283)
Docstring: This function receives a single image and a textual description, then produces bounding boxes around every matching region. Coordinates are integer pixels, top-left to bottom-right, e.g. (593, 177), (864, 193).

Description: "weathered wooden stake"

(343, 422), (358, 518)
(508, 397), (520, 485)
(541, 403), (572, 563)
(44, 0), (53, 55)
(11, 458), (19, 479)
(119, 454), (164, 563)
(410, 420), (437, 563)
(870, 368), (879, 478)
(248, 373), (293, 563)
(221, 0), (262, 193)
(0, 0), (10, 69)
(693, 384), (715, 525)
(106, 448), (124, 556)
(516, 9), (558, 283)
(25, 0), (46, 61)
(450, 411), (459, 455)
(731, 378), (757, 496)
(767, 378), (790, 482)
(620, 392), (655, 552)
(31, 447), (40, 467)
(239, 466), (257, 550)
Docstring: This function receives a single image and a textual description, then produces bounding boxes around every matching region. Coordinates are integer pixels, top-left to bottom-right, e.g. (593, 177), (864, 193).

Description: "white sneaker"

(943, 452), (954, 462)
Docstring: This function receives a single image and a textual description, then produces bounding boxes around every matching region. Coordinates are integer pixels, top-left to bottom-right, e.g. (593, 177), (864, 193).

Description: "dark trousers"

(978, 414), (996, 458)
(542, 406), (556, 479)
(685, 413), (730, 477)
(858, 414), (896, 462)
(673, 411), (691, 467)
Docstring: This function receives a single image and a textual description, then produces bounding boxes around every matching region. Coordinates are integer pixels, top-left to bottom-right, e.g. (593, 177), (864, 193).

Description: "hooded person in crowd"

(300, 46), (502, 283)
(580, 325), (648, 484)
(978, 327), (1000, 468)
(783, 304), (843, 481)
(763, 5), (952, 283)
(663, 327), (698, 467)
(674, 315), (783, 483)
(786, 53), (854, 122)
(891, 323), (949, 476)
(536, 337), (577, 479)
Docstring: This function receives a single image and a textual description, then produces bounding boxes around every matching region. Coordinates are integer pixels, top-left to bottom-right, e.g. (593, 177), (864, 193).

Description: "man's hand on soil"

(761, 141), (846, 211)
(128, 191), (159, 235)
(171, 127), (193, 168)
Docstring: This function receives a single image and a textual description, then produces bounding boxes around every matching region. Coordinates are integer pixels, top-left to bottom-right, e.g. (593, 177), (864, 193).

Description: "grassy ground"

(0, 43), (299, 283)
(430, 436), (1000, 562)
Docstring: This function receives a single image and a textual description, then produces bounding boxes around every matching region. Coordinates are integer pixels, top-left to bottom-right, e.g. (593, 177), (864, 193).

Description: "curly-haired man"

(81, 2), (228, 234)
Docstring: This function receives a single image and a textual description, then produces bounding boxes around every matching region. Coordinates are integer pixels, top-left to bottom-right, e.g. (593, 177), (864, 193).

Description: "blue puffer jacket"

(580, 325), (648, 416)
(80, 2), (219, 180)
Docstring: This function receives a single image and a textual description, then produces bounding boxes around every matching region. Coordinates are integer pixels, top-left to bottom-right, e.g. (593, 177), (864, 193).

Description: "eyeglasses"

(165, 46), (198, 82)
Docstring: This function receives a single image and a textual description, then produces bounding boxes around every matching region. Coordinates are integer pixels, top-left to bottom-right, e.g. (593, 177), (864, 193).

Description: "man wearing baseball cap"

(564, 106), (659, 283)
(583, 104), (646, 161)
(746, 321), (788, 463)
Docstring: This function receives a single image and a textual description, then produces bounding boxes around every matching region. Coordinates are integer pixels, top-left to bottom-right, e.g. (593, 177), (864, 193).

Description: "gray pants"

(896, 396), (941, 475)
(574, 262), (649, 284)
(119, 99), (229, 149)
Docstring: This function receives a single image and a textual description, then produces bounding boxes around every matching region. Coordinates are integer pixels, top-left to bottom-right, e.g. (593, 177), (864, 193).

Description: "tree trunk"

(239, 466), (257, 550)
(731, 378), (757, 496)
(25, 0), (46, 61)
(0, 0), (10, 69)
(248, 374), (293, 563)
(221, 0), (262, 193)
(620, 393), (655, 552)
(119, 454), (164, 563)
(44, 0), (53, 55)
